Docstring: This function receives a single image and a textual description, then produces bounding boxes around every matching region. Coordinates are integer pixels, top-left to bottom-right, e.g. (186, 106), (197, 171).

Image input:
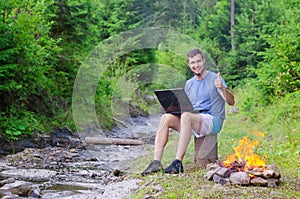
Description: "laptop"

(154, 88), (197, 115)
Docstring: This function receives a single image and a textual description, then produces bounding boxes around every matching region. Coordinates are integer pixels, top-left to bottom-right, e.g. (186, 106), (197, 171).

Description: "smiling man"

(141, 48), (235, 175)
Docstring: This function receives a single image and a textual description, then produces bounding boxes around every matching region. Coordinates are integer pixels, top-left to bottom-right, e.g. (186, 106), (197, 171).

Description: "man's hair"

(187, 48), (204, 62)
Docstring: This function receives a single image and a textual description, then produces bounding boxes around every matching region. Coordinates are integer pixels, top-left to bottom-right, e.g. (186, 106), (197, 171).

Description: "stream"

(0, 115), (160, 199)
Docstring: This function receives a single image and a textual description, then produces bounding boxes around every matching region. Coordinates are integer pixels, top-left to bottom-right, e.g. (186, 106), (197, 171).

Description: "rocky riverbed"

(0, 146), (142, 199)
(0, 116), (159, 199)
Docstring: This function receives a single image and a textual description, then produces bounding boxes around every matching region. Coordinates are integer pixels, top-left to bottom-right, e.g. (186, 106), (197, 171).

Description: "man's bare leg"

(154, 113), (180, 161)
(175, 112), (202, 161)
(141, 114), (180, 176)
(163, 112), (202, 174)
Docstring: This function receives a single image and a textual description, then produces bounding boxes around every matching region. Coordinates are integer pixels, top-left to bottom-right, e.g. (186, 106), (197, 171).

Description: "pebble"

(1, 195), (14, 199)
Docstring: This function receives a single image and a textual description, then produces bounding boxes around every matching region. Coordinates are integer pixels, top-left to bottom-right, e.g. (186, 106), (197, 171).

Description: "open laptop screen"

(154, 88), (194, 115)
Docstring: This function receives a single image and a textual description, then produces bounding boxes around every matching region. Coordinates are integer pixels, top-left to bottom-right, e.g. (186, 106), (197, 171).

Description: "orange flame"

(223, 134), (266, 171)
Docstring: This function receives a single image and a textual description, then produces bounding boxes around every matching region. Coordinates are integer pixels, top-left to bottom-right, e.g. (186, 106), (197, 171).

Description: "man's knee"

(181, 112), (201, 123)
(160, 113), (179, 129)
(180, 112), (191, 120)
(161, 113), (173, 119)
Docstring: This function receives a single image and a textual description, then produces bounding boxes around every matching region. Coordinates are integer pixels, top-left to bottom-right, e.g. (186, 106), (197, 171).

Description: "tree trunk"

(194, 135), (218, 169)
(230, 0), (235, 51)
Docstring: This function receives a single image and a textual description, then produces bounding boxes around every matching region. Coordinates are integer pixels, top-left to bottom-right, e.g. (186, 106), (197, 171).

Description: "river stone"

(4, 184), (41, 198)
(0, 169), (57, 181)
(250, 177), (268, 187)
(216, 167), (231, 178)
(262, 170), (274, 179)
(229, 172), (250, 185)
(0, 178), (15, 187)
(1, 195), (14, 199)
(266, 164), (281, 179)
(204, 166), (221, 180)
(204, 170), (216, 180)
(213, 174), (231, 185)
(9, 185), (32, 197)
(246, 170), (263, 177)
(0, 180), (30, 197)
(0, 160), (15, 172)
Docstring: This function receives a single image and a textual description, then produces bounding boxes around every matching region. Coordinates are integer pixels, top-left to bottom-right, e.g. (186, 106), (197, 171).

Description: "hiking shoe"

(141, 160), (163, 176)
(164, 159), (184, 174)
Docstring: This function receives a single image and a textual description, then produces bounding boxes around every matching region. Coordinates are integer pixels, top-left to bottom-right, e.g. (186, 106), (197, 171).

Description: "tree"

(0, 0), (61, 140)
(254, 0), (300, 98)
(230, 0), (235, 51)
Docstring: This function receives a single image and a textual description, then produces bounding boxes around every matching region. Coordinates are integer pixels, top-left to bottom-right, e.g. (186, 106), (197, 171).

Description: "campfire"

(205, 130), (281, 187)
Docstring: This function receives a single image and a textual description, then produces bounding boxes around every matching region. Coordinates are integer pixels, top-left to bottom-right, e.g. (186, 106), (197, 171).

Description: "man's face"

(188, 53), (205, 76)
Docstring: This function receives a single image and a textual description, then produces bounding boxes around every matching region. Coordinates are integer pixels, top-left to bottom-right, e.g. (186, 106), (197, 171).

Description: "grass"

(127, 89), (300, 199)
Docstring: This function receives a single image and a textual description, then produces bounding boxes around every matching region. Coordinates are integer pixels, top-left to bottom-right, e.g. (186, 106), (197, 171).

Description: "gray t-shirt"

(184, 71), (227, 127)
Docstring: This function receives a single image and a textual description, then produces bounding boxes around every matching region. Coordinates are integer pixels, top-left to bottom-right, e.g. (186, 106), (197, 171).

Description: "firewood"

(266, 164), (281, 179)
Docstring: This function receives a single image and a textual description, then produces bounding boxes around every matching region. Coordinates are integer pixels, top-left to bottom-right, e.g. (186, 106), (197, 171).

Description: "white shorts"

(193, 114), (221, 138)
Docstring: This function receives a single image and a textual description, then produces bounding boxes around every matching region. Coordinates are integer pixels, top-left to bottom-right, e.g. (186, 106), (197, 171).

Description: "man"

(141, 48), (235, 176)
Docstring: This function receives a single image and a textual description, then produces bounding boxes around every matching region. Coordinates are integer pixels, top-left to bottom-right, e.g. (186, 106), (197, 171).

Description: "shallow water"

(0, 115), (159, 198)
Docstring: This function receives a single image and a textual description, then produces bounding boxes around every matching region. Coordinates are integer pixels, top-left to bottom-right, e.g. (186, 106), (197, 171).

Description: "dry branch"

(85, 137), (144, 145)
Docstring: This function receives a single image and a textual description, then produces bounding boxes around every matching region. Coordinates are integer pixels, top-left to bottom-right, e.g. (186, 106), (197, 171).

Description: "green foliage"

(255, 7), (300, 97)
(0, 0), (299, 142)
(98, 0), (146, 37)
(1, 107), (42, 141)
(0, 0), (63, 139)
(199, 0), (231, 52)
(240, 0), (300, 109)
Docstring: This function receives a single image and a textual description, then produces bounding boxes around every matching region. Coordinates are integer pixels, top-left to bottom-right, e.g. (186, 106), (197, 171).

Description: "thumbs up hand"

(214, 72), (224, 89)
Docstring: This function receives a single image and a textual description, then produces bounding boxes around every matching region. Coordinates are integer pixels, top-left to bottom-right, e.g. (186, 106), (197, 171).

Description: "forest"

(0, 0), (299, 141)
(0, 0), (299, 197)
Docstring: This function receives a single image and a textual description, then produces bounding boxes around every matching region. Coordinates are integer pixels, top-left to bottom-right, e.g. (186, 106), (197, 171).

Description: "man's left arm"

(214, 73), (235, 106)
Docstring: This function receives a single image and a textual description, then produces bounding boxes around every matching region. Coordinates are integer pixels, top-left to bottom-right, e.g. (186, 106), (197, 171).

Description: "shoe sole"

(141, 169), (163, 176)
